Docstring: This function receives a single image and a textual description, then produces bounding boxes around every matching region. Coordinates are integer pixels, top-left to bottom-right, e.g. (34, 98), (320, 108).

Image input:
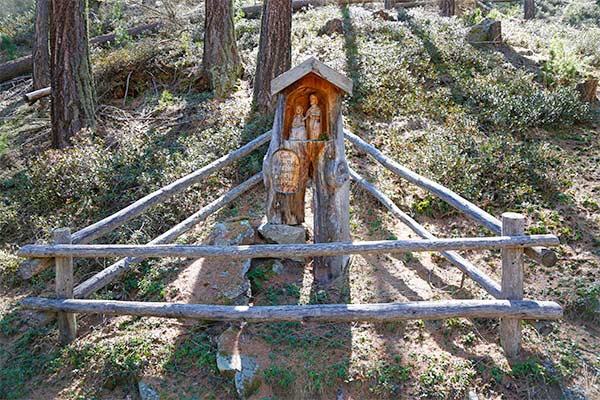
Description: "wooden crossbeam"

(19, 235), (559, 259)
(20, 298), (563, 322)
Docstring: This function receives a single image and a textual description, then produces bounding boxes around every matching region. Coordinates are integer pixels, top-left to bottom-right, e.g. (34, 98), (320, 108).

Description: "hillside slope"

(1, 2), (599, 399)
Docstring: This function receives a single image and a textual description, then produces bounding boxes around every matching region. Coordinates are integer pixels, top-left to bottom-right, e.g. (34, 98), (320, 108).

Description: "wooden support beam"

(20, 298), (563, 322)
(18, 234), (559, 259)
(53, 228), (77, 344)
(344, 129), (558, 267)
(350, 169), (502, 298)
(18, 131), (271, 279)
(500, 213), (525, 358)
(73, 172), (263, 298)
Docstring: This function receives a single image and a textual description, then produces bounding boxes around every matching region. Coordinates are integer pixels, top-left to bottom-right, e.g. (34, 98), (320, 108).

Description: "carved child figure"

(305, 94), (322, 140)
(289, 105), (307, 140)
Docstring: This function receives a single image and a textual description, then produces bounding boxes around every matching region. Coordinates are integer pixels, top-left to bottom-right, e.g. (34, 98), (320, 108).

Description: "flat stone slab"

(258, 223), (306, 244)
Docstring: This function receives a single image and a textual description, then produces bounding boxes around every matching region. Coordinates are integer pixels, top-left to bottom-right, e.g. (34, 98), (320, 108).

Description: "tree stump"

(263, 58), (353, 283)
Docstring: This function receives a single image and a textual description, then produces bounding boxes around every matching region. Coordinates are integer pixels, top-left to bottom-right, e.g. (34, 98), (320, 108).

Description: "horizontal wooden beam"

(73, 173), (263, 299)
(350, 168), (502, 298)
(19, 235), (559, 259)
(344, 129), (558, 267)
(20, 298), (563, 321)
(18, 131), (271, 279)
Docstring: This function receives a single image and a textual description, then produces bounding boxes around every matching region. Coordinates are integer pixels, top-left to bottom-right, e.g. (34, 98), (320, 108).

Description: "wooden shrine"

(263, 57), (353, 283)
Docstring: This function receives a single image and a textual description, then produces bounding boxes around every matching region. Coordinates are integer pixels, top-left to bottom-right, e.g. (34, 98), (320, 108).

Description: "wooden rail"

(18, 131), (271, 279)
(350, 168), (503, 298)
(18, 235), (559, 259)
(344, 129), (558, 267)
(73, 172), (263, 299)
(21, 298), (562, 322)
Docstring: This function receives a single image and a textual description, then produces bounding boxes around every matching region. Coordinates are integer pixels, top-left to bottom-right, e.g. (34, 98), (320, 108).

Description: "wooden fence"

(18, 129), (562, 358)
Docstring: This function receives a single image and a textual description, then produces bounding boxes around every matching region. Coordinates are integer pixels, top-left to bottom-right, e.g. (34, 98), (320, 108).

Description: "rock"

(562, 385), (587, 400)
(467, 18), (502, 45)
(258, 223), (306, 244)
(372, 9), (396, 21)
(235, 356), (260, 399)
(217, 325), (242, 378)
(271, 260), (284, 275)
(210, 219), (255, 246)
(318, 18), (344, 36)
(217, 326), (260, 399)
(138, 381), (159, 400)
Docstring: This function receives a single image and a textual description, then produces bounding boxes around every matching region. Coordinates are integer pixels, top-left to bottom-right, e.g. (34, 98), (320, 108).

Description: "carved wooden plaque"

(272, 149), (300, 194)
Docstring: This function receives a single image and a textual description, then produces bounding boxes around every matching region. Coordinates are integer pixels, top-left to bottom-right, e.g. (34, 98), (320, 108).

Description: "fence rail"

(21, 298), (563, 322)
(17, 129), (562, 358)
(18, 235), (558, 259)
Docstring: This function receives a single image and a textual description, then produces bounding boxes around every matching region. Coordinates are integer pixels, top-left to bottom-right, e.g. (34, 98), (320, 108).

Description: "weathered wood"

(313, 111), (351, 282)
(439, 0), (455, 16)
(344, 129), (558, 267)
(0, 22), (162, 84)
(54, 228), (77, 344)
(270, 57), (353, 96)
(18, 234), (559, 259)
(524, 0), (535, 19)
(576, 78), (598, 103)
(385, 0), (395, 9)
(18, 131), (271, 279)
(24, 86), (51, 104)
(242, 0), (371, 18)
(73, 173), (262, 299)
(350, 169), (502, 298)
(20, 298), (563, 321)
(500, 213), (524, 358)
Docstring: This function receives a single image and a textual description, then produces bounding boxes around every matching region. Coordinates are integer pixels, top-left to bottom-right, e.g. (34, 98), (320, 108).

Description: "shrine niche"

(263, 57), (353, 283)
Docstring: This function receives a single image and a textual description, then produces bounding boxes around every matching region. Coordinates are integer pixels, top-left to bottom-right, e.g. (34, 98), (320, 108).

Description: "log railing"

(18, 129), (562, 359)
(18, 131), (271, 279)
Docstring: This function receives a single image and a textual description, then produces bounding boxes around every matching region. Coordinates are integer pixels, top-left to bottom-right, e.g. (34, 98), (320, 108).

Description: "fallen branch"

(0, 21), (162, 84)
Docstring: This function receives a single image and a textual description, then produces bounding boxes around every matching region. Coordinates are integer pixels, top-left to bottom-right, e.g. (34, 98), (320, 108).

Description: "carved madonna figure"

(289, 105), (307, 140)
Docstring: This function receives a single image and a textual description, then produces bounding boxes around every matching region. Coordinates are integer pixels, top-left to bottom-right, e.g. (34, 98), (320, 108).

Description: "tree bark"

(33, 0), (50, 92)
(203, 0), (242, 97)
(50, 0), (96, 149)
(384, 0), (395, 8)
(253, 0), (292, 115)
(524, 0), (535, 19)
(440, 0), (455, 16)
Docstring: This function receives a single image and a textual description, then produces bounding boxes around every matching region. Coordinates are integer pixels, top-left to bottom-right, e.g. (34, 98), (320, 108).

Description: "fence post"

(54, 228), (77, 344)
(500, 212), (524, 358)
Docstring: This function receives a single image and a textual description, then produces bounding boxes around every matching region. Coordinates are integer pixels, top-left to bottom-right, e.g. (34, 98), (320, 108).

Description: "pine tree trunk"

(50, 0), (96, 149)
(33, 0), (50, 91)
(524, 0), (535, 19)
(384, 0), (394, 9)
(203, 0), (242, 97)
(253, 0), (292, 115)
(440, 0), (455, 16)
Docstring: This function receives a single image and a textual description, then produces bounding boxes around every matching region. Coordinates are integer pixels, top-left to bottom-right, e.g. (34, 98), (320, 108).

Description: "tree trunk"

(33, 0), (50, 92)
(253, 0), (292, 115)
(50, 0), (96, 149)
(440, 0), (455, 16)
(203, 0), (242, 97)
(524, 0), (535, 19)
(384, 0), (394, 8)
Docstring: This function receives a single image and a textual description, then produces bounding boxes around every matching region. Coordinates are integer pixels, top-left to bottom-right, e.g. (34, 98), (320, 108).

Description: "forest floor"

(1, 1), (599, 399)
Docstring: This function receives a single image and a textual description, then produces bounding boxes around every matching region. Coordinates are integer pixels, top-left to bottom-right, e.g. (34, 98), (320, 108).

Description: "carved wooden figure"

(263, 57), (353, 283)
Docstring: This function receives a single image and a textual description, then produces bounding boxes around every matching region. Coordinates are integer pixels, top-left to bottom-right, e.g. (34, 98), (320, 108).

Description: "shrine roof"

(270, 57), (353, 96)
